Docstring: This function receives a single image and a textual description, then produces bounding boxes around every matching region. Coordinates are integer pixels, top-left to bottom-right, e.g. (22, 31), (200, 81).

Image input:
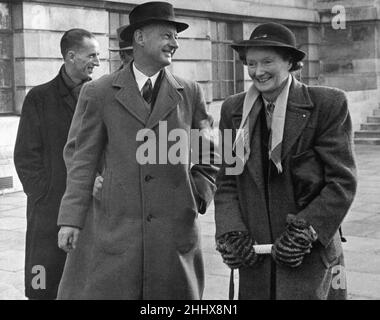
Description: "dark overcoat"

(57, 63), (218, 300)
(215, 77), (357, 300)
(13, 67), (76, 299)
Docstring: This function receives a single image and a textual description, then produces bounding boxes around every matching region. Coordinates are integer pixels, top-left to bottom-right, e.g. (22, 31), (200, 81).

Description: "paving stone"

(346, 271), (380, 299)
(203, 274), (231, 300)
(344, 210), (377, 223)
(0, 270), (25, 300)
(344, 250), (380, 274)
(0, 217), (26, 232)
(342, 220), (380, 238)
(0, 250), (24, 272)
(0, 230), (25, 252)
(0, 206), (26, 219)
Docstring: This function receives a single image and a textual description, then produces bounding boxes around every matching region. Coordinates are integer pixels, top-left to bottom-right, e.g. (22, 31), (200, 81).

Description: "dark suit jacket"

(215, 76), (357, 299)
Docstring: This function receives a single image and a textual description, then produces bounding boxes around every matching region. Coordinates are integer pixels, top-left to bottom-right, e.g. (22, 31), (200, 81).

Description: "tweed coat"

(215, 76), (357, 300)
(57, 62), (218, 300)
(13, 67), (76, 299)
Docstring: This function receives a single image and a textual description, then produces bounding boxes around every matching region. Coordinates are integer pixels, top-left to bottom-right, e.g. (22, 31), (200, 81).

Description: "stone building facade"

(0, 0), (379, 193)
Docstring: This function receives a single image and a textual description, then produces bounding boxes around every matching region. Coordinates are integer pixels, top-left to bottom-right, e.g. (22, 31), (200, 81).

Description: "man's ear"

(67, 50), (75, 62)
(287, 59), (293, 71)
(134, 29), (144, 46)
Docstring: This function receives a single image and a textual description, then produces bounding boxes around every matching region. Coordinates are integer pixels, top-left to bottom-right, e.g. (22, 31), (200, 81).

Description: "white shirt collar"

(133, 62), (160, 93)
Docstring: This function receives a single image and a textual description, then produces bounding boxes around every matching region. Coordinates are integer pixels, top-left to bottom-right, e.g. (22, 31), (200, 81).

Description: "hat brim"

(231, 39), (306, 62)
(109, 46), (133, 52)
(120, 18), (189, 43)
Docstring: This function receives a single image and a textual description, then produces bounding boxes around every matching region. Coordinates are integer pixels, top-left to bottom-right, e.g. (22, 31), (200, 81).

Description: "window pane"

(212, 61), (219, 80)
(226, 61), (234, 80)
(212, 43), (218, 60)
(219, 61), (227, 80)
(218, 22), (227, 41)
(0, 3), (13, 114)
(226, 46), (234, 60)
(210, 21), (217, 41)
(211, 21), (244, 100)
(227, 81), (235, 96)
(218, 43), (226, 60)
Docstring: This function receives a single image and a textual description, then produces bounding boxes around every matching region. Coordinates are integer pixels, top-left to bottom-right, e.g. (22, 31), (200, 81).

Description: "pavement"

(0, 144), (380, 300)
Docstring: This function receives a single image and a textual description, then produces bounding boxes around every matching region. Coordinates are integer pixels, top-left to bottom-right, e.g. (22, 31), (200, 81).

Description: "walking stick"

(228, 244), (273, 300)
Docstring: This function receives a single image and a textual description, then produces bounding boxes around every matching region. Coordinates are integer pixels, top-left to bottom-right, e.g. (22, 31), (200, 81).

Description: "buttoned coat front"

(215, 77), (357, 300)
(57, 63), (218, 299)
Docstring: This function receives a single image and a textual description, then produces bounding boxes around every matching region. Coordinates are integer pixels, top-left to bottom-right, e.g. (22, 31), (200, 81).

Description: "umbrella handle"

(253, 244), (273, 255)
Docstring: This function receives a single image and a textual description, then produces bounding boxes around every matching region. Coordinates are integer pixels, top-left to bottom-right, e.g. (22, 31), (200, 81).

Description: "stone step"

(368, 116), (380, 124)
(361, 123), (380, 130)
(374, 109), (380, 116)
(355, 131), (380, 139)
(354, 138), (380, 145)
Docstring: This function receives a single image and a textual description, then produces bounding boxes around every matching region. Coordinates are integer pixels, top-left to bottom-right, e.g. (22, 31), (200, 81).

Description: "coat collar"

(231, 75), (314, 183)
(281, 76), (314, 160)
(113, 61), (183, 127)
(56, 65), (77, 114)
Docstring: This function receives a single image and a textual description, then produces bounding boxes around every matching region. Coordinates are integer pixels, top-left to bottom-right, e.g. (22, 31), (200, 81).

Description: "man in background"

(14, 28), (100, 299)
(109, 24), (134, 69)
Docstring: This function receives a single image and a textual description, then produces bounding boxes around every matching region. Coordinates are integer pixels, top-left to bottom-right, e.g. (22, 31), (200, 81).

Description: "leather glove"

(271, 214), (318, 268)
(216, 231), (260, 269)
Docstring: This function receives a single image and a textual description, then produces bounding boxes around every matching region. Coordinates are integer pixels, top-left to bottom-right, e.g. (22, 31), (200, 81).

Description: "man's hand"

(92, 175), (104, 200)
(58, 226), (81, 253)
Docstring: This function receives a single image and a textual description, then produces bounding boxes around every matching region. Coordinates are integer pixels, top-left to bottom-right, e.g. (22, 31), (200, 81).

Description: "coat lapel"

(245, 97), (266, 191)
(146, 69), (183, 129)
(281, 77), (314, 160)
(231, 94), (265, 190)
(56, 74), (76, 117)
(113, 62), (150, 125)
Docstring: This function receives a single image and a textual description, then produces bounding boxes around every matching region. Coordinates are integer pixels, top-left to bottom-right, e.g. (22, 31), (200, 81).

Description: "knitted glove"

(271, 214), (318, 268)
(216, 231), (260, 269)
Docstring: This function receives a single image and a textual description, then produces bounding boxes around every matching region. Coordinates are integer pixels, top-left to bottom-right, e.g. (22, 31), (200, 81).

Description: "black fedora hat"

(231, 22), (306, 63)
(109, 25), (133, 52)
(120, 1), (189, 43)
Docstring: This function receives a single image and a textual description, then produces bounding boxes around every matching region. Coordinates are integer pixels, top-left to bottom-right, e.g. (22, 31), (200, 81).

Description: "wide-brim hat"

(109, 25), (133, 52)
(120, 1), (189, 43)
(231, 22), (306, 63)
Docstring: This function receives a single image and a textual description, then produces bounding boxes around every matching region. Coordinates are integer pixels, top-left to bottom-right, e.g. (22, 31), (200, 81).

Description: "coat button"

(145, 175), (153, 182)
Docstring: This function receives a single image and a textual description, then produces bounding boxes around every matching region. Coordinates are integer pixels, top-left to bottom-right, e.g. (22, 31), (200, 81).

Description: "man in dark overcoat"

(214, 23), (357, 300)
(13, 29), (100, 299)
(57, 2), (219, 299)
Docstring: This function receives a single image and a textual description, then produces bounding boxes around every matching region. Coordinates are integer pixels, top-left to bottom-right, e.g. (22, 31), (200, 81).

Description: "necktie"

(265, 102), (275, 130)
(142, 78), (153, 104)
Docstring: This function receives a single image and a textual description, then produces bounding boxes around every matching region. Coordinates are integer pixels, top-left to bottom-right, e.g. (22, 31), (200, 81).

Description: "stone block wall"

(12, 2), (110, 114)
(317, 0), (380, 129)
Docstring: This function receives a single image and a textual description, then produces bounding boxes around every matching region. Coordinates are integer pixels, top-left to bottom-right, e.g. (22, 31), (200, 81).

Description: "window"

(109, 11), (131, 73)
(211, 21), (243, 100)
(0, 3), (13, 114)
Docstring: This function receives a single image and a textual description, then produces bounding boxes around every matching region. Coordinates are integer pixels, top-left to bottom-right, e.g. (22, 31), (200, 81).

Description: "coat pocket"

(290, 148), (325, 209)
(94, 170), (131, 255)
(189, 170), (202, 213)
